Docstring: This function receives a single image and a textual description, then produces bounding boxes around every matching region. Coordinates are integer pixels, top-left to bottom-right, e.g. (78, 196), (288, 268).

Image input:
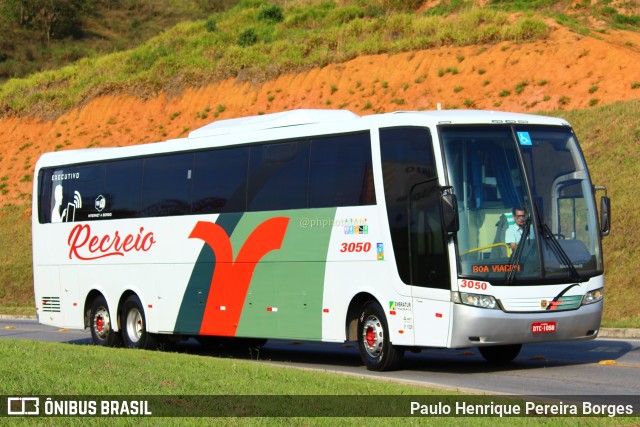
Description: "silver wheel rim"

(93, 307), (111, 340)
(125, 308), (143, 344)
(362, 314), (384, 358)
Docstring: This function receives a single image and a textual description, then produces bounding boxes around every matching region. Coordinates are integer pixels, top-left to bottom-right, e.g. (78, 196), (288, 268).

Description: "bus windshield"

(441, 125), (603, 285)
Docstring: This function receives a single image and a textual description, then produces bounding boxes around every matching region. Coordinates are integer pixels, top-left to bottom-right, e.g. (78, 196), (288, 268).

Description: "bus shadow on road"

(181, 339), (365, 368)
(400, 339), (637, 374)
(74, 337), (635, 374)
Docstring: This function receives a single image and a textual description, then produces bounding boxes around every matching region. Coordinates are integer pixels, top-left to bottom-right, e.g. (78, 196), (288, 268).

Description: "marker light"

(582, 288), (604, 305)
(452, 292), (497, 309)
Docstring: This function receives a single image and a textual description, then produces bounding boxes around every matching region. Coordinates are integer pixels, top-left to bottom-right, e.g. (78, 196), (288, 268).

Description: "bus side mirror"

(440, 190), (459, 235)
(600, 195), (611, 236)
(595, 186), (610, 237)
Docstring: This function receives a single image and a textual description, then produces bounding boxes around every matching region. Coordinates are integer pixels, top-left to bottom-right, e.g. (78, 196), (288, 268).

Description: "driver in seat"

(506, 207), (528, 252)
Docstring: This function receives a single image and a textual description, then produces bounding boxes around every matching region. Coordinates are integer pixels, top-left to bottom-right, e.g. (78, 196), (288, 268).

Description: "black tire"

(357, 301), (404, 371)
(478, 344), (522, 363)
(120, 295), (157, 350)
(89, 295), (120, 347)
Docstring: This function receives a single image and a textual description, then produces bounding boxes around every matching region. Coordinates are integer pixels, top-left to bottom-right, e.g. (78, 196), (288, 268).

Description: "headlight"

(582, 288), (604, 305)
(452, 292), (497, 309)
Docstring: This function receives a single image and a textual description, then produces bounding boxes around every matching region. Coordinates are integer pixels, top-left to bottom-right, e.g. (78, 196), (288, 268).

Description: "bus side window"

(247, 140), (310, 211)
(309, 133), (375, 208)
(47, 164), (104, 223)
(192, 147), (250, 214)
(141, 154), (193, 217)
(105, 158), (143, 219)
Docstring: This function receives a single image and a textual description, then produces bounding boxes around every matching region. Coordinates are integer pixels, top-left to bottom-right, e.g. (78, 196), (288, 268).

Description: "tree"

(1, 0), (92, 42)
(0, 0), (29, 26)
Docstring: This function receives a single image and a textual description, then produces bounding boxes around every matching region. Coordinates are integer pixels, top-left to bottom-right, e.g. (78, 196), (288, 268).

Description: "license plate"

(531, 321), (556, 334)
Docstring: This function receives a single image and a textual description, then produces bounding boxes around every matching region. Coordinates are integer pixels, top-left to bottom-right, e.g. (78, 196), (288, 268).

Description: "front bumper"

(449, 300), (602, 348)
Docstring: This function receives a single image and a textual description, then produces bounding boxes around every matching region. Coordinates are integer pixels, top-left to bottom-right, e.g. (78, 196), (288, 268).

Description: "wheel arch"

(345, 292), (381, 341)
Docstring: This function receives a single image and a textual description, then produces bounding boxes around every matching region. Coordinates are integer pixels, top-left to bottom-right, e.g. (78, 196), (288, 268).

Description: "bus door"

(408, 180), (452, 347)
(380, 125), (452, 347)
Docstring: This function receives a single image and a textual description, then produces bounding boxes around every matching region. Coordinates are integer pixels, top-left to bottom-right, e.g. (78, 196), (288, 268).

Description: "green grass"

(0, 1), (238, 82)
(0, 339), (638, 425)
(0, 204), (33, 314)
(0, 2), (550, 119)
(487, 0), (640, 33)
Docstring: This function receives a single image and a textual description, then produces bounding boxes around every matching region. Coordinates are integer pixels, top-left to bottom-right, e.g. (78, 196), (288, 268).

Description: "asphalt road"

(2, 318), (639, 407)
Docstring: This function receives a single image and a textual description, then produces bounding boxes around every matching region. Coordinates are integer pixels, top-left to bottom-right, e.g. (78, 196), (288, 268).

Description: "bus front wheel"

(89, 295), (120, 347)
(478, 344), (522, 363)
(120, 295), (156, 350)
(357, 301), (404, 371)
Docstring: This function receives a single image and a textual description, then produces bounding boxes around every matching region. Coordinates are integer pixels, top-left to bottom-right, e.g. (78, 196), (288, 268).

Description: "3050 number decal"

(460, 279), (488, 291)
(340, 242), (372, 253)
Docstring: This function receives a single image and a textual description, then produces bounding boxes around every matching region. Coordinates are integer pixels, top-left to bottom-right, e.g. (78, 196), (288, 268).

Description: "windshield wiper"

(540, 222), (580, 282)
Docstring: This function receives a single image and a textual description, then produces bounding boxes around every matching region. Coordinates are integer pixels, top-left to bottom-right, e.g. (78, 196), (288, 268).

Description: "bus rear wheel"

(478, 344), (522, 363)
(89, 295), (120, 347)
(120, 295), (157, 350)
(357, 301), (404, 371)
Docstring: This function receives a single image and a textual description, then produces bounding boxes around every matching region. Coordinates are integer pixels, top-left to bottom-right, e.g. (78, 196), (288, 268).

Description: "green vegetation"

(514, 81), (528, 95)
(487, 0), (640, 32)
(558, 95), (571, 106)
(0, 0), (238, 81)
(1, 339), (639, 425)
(0, 0), (635, 87)
(0, 339), (442, 396)
(0, 204), (33, 315)
(0, 1), (550, 119)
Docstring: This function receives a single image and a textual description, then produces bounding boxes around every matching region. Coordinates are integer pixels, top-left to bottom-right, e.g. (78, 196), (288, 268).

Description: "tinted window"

(40, 160), (143, 223)
(309, 133), (375, 208)
(141, 154), (192, 217)
(380, 126), (448, 288)
(247, 140), (310, 211)
(105, 158), (143, 219)
(39, 131), (377, 223)
(192, 147), (249, 214)
(48, 164), (103, 223)
(38, 169), (54, 224)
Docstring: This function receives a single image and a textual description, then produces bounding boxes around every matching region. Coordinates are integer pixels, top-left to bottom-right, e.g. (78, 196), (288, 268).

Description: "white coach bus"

(32, 109), (610, 371)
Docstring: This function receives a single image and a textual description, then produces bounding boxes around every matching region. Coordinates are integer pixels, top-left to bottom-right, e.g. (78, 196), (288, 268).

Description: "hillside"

(0, 1), (639, 325)
(2, 23), (639, 204)
(0, 0), (236, 80)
